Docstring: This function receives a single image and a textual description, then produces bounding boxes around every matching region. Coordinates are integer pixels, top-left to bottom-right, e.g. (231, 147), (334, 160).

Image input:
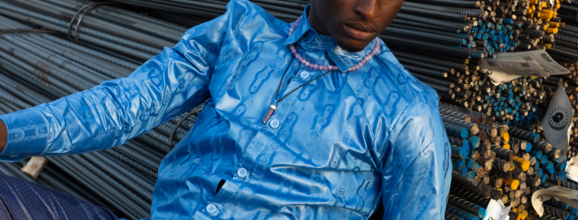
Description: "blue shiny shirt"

(0, 1), (452, 219)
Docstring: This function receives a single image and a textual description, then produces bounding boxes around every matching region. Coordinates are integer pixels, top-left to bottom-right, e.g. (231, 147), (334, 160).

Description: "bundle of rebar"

(102, 0), (303, 24)
(559, 0), (578, 24)
(0, 0), (578, 219)
(442, 102), (574, 220)
(547, 0), (578, 85)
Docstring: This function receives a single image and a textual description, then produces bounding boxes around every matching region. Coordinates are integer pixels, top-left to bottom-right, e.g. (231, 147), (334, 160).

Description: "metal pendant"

(262, 104), (277, 124)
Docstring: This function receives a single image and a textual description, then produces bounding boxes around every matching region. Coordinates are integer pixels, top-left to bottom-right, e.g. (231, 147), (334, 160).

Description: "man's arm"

(0, 0), (251, 161)
(378, 95), (452, 219)
(0, 119), (5, 153)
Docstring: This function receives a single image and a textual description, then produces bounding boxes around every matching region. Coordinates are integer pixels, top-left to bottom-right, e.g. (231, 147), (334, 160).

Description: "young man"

(0, 0), (452, 219)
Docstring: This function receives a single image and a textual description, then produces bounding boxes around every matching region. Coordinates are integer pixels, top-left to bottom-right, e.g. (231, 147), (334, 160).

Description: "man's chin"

(336, 39), (372, 53)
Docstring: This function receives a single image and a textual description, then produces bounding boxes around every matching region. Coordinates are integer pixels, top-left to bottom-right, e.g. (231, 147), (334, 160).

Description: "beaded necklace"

(262, 17), (380, 124)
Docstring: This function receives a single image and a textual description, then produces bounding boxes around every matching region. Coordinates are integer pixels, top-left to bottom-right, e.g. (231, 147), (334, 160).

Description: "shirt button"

(269, 119), (280, 129)
(237, 168), (248, 178)
(206, 204), (218, 215)
(300, 71), (311, 79)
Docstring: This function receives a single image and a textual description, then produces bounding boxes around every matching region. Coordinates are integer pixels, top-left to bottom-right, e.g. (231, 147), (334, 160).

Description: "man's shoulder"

(225, 0), (288, 27)
(227, 0), (260, 12)
(372, 43), (440, 114)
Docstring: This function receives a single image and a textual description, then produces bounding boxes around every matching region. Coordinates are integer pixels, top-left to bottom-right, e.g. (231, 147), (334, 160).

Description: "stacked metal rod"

(443, 103), (525, 220)
(552, 20), (578, 160)
(383, 0), (576, 150)
(395, 0), (578, 218)
(0, 0), (185, 64)
(559, 0), (578, 25)
(383, 0), (578, 167)
(442, 102), (577, 220)
(102, 0), (304, 24)
(547, 0), (578, 85)
(548, 22), (578, 83)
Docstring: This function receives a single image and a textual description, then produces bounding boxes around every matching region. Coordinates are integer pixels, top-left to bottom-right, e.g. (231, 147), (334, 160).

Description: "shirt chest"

(198, 45), (405, 174)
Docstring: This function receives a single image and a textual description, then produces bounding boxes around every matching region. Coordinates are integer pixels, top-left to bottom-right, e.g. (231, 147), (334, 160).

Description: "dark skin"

(309, 0), (404, 52)
(0, 119), (5, 153)
(0, 0), (404, 153)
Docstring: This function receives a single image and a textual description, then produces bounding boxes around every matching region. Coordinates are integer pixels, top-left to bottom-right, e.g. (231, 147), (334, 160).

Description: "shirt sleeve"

(379, 93), (452, 220)
(0, 0), (248, 162)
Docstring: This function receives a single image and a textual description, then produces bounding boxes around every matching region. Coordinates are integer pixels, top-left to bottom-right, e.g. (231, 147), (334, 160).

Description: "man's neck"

(307, 5), (330, 36)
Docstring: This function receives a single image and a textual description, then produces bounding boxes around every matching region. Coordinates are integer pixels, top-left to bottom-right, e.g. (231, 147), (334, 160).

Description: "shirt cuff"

(0, 108), (49, 161)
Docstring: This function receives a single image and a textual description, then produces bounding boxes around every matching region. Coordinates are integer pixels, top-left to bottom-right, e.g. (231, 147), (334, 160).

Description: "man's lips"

(343, 24), (377, 41)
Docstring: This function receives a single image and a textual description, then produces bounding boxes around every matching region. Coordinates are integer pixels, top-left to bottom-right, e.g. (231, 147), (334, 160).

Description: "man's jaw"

(343, 23), (378, 41)
(336, 37), (373, 53)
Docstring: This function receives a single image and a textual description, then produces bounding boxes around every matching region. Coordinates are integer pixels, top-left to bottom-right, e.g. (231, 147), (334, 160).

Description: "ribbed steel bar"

(68, 154), (151, 212)
(50, 157), (142, 220)
(80, 153), (154, 202)
(106, 149), (159, 178)
(0, 59), (71, 98)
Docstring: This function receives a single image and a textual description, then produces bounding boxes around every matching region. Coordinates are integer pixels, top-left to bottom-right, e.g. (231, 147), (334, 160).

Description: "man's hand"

(0, 119), (6, 153)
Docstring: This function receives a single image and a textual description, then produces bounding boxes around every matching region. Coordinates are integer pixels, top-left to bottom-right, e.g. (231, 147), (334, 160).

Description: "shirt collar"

(282, 5), (313, 46)
(283, 5), (377, 73)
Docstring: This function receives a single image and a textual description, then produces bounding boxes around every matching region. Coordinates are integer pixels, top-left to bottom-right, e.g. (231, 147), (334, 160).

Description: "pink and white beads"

(288, 17), (380, 72)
